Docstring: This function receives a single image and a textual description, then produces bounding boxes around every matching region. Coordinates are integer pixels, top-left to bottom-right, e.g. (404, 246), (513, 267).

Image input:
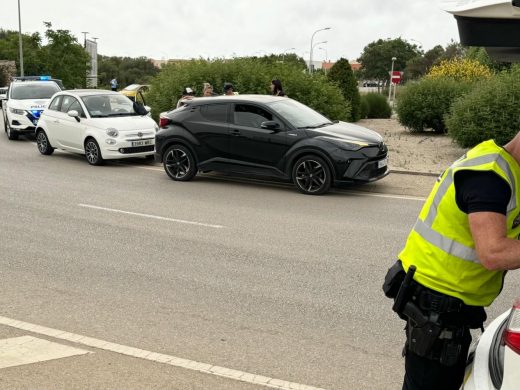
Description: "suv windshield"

(82, 94), (142, 118)
(268, 98), (331, 129)
(10, 83), (61, 100)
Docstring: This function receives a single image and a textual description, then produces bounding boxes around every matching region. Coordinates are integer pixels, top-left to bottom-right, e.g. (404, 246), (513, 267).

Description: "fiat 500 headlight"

(106, 128), (119, 137)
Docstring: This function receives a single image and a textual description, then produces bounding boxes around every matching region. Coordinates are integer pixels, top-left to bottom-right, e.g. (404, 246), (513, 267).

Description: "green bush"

(327, 58), (361, 122)
(396, 77), (473, 133)
(361, 93), (392, 119)
(147, 58), (351, 121)
(359, 95), (369, 119)
(446, 69), (520, 148)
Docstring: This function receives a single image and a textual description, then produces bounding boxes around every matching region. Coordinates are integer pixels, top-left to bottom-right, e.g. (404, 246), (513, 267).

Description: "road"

(1, 117), (518, 390)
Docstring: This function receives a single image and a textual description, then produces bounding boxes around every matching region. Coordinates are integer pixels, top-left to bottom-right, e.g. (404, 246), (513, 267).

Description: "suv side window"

(234, 104), (282, 129)
(200, 104), (228, 122)
(48, 96), (62, 111)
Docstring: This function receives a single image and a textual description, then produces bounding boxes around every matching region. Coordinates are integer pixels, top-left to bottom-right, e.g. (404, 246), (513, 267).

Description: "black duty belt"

(412, 283), (464, 314)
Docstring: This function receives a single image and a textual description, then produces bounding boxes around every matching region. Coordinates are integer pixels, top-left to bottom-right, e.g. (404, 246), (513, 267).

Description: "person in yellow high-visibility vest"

(383, 134), (520, 390)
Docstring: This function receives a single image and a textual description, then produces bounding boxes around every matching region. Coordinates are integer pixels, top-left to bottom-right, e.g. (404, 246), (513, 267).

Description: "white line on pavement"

(78, 204), (225, 229)
(0, 316), (327, 390)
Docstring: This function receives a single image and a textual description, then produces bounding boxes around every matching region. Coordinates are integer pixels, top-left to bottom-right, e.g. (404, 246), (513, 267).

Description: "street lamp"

(318, 46), (328, 62)
(388, 56), (397, 101)
(17, 0), (24, 76)
(309, 27), (330, 73)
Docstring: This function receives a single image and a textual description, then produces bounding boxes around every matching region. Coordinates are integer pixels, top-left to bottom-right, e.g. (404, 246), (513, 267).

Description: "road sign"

(390, 71), (403, 84)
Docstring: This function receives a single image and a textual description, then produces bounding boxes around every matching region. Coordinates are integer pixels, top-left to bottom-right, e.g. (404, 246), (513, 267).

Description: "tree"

(327, 58), (361, 121)
(0, 29), (46, 76)
(98, 55), (159, 89)
(40, 22), (90, 88)
(357, 38), (422, 85)
(465, 47), (511, 73)
(405, 45), (445, 80)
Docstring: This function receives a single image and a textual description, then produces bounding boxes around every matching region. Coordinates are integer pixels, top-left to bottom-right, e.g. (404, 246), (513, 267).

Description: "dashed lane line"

(78, 204), (225, 229)
(0, 316), (328, 390)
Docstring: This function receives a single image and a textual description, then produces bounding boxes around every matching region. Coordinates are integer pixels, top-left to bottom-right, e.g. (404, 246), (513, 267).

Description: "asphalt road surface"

(1, 117), (519, 390)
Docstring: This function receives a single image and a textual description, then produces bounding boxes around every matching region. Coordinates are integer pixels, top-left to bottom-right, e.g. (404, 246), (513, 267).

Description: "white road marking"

(342, 191), (426, 201)
(0, 316), (327, 390)
(78, 204), (225, 229)
(0, 336), (91, 369)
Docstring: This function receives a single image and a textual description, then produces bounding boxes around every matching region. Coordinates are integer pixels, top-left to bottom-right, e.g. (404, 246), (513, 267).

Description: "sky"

(0, 0), (462, 62)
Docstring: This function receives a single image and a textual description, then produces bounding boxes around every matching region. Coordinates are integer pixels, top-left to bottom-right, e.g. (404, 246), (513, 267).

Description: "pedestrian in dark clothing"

(270, 79), (285, 96)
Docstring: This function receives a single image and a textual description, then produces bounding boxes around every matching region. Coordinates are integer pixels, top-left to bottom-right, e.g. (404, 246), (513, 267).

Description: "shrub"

(427, 58), (492, 82)
(359, 95), (369, 119)
(361, 93), (391, 119)
(396, 77), (473, 133)
(446, 69), (520, 148)
(327, 58), (361, 122)
(146, 58), (351, 122)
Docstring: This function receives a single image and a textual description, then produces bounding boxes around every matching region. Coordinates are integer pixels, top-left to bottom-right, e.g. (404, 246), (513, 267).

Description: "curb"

(389, 169), (440, 177)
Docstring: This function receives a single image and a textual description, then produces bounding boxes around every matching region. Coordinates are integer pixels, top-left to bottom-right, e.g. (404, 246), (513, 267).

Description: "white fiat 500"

(36, 90), (158, 165)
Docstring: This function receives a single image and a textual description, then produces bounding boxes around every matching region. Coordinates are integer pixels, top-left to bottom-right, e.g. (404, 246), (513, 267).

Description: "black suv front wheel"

(163, 144), (197, 181)
(292, 155), (332, 195)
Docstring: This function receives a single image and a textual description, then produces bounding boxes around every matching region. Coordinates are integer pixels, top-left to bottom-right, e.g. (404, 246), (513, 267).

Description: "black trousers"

(402, 327), (471, 390)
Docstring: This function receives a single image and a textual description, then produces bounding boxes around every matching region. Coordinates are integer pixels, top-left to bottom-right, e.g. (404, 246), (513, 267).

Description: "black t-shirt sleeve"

(454, 170), (511, 215)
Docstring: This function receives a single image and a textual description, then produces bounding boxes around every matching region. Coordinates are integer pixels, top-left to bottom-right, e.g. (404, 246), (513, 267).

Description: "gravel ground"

(358, 118), (467, 175)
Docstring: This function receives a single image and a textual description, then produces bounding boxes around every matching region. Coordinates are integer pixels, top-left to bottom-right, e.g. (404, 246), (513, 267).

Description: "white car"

(3, 77), (62, 140)
(35, 90), (158, 165)
(463, 300), (520, 389)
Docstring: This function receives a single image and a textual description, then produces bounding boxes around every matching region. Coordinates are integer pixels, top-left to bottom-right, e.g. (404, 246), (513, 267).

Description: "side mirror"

(260, 120), (280, 130)
(67, 110), (80, 122)
(144, 105), (151, 113)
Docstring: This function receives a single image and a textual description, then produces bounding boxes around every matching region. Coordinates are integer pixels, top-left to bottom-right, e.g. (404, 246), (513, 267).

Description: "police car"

(2, 76), (63, 140)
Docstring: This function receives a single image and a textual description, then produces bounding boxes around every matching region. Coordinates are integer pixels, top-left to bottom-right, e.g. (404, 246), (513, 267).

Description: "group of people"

(176, 79), (285, 108)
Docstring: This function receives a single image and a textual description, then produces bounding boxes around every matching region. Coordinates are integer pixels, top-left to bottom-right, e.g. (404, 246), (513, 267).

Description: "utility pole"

(17, 0), (24, 76)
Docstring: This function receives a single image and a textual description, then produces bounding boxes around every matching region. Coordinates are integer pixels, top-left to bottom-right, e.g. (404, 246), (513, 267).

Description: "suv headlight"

(9, 107), (25, 115)
(106, 128), (119, 137)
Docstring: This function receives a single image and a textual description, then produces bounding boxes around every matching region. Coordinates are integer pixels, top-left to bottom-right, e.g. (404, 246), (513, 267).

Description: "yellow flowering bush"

(426, 58), (492, 82)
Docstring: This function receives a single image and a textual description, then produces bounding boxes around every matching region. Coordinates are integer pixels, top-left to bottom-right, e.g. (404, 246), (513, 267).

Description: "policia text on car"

(384, 136), (520, 390)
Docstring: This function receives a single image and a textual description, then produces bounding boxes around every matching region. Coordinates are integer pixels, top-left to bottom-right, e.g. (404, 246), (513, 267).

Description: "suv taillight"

(504, 299), (520, 354)
(159, 117), (170, 128)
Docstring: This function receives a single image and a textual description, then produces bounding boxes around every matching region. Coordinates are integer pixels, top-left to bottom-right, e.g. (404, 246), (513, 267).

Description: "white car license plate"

(377, 157), (388, 169)
(131, 139), (153, 147)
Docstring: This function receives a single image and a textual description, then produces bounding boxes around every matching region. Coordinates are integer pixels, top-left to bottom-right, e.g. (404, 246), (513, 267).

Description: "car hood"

(10, 99), (50, 110)
(310, 121), (383, 146)
(87, 115), (156, 131)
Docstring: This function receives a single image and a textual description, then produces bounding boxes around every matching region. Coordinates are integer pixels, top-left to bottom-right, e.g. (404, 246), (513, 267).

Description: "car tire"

(6, 121), (18, 140)
(163, 144), (197, 181)
(292, 155), (332, 195)
(36, 130), (54, 155)
(84, 138), (104, 166)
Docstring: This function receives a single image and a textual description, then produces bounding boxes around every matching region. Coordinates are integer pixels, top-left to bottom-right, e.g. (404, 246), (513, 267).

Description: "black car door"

(187, 103), (231, 165)
(229, 103), (288, 176)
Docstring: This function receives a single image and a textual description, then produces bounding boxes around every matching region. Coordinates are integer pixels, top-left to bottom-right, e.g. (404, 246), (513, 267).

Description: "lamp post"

(388, 56), (397, 101)
(318, 46), (328, 62)
(309, 27), (330, 73)
(17, 0), (24, 76)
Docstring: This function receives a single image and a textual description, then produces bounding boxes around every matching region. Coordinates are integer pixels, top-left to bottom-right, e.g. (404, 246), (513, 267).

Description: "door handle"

(230, 129), (241, 136)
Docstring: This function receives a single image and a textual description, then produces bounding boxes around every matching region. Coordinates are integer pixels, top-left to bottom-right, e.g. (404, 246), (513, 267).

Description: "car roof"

(184, 94), (287, 105)
(54, 89), (122, 97)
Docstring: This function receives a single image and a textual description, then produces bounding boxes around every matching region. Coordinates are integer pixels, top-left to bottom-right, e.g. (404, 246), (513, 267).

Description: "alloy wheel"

(294, 159), (327, 194)
(85, 140), (101, 165)
(165, 148), (191, 179)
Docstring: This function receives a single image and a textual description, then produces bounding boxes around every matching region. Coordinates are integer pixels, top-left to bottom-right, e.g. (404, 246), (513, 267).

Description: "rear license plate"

(131, 139), (153, 147)
(377, 157), (388, 168)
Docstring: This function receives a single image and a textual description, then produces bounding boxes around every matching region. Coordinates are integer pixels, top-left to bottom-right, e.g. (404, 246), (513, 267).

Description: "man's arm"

(469, 211), (520, 270)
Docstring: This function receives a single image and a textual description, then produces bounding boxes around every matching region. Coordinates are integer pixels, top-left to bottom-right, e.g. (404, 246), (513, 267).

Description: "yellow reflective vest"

(400, 140), (520, 306)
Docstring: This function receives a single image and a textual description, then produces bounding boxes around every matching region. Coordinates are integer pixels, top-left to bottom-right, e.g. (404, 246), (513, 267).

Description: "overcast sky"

(0, 0), (461, 62)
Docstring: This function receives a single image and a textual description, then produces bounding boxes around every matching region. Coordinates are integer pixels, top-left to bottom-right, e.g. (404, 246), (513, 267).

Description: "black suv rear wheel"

(292, 155), (331, 195)
(163, 144), (197, 181)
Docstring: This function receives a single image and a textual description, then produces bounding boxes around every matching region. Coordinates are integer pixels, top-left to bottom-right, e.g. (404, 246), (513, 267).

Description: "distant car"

(462, 300), (520, 390)
(155, 95), (388, 195)
(0, 86), (7, 110)
(120, 84), (150, 106)
(2, 76), (63, 140)
(35, 90), (158, 165)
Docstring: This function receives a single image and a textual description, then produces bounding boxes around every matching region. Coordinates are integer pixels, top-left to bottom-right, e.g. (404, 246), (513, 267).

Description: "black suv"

(155, 95), (388, 195)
